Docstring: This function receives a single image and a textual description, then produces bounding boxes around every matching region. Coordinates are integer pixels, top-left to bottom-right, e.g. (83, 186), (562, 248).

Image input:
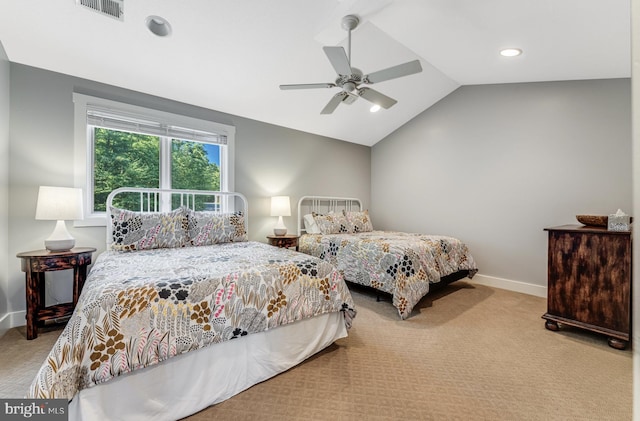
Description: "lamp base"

(273, 228), (287, 236)
(44, 220), (76, 252)
(44, 238), (75, 252)
(273, 215), (288, 236)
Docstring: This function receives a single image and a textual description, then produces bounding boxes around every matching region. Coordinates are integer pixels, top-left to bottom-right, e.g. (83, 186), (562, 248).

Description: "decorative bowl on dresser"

(542, 225), (631, 349)
(575, 214), (608, 227)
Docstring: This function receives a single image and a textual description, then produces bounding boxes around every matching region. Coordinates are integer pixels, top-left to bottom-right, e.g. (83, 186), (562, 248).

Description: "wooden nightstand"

(266, 235), (299, 250)
(17, 247), (96, 340)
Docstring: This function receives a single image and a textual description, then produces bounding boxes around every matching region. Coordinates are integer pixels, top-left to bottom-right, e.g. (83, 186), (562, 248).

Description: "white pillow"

(303, 213), (321, 234)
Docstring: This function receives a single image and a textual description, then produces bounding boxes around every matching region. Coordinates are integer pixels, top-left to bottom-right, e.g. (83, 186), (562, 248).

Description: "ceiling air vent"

(77, 0), (124, 21)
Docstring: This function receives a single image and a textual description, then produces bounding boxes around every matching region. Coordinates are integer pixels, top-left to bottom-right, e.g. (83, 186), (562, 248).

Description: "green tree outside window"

(93, 127), (221, 212)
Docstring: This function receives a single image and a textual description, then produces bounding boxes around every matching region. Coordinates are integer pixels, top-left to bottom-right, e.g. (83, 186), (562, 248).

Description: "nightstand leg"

(73, 265), (88, 306)
(73, 266), (87, 307)
(25, 270), (42, 340)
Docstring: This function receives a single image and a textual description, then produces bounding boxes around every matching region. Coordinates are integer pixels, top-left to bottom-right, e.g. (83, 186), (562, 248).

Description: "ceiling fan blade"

(321, 92), (348, 114)
(323, 46), (352, 76)
(364, 60), (423, 84)
(358, 87), (397, 109)
(280, 83), (336, 90)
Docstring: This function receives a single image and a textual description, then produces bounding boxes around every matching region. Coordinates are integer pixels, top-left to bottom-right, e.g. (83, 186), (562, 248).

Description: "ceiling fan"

(279, 14), (423, 114)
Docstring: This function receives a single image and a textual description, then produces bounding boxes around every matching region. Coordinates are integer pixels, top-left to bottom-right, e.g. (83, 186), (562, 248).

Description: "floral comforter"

(299, 231), (477, 319)
(27, 241), (356, 399)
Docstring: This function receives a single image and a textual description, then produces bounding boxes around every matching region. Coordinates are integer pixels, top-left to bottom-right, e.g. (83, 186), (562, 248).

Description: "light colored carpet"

(0, 282), (632, 420)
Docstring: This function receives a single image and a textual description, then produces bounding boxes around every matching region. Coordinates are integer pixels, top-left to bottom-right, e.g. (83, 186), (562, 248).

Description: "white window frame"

(73, 93), (235, 227)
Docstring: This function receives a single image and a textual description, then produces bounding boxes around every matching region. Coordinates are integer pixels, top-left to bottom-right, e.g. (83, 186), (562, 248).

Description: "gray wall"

(4, 63), (370, 325)
(0, 42), (9, 329)
(372, 79), (632, 293)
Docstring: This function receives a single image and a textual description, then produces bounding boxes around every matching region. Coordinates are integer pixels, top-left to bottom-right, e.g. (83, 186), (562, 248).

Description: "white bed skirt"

(69, 312), (347, 421)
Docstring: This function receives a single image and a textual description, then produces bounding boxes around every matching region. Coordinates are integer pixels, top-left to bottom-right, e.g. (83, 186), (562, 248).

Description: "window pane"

(93, 127), (160, 211)
(171, 139), (221, 209)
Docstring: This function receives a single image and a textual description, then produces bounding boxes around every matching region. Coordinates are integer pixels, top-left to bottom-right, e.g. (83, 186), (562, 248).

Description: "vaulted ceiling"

(0, 0), (630, 146)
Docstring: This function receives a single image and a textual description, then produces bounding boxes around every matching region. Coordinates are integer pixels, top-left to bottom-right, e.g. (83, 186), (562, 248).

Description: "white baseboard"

(468, 273), (547, 298)
(0, 310), (26, 337)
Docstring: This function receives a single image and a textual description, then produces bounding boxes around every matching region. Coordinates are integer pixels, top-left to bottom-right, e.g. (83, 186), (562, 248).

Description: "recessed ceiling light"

(500, 48), (522, 57)
(146, 15), (172, 37)
(370, 104), (381, 113)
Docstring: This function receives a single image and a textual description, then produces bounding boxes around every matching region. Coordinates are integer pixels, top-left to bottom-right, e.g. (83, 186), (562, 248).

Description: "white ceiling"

(0, 0), (631, 146)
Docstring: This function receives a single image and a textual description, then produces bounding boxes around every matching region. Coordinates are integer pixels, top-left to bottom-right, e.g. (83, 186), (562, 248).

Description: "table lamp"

(270, 196), (291, 236)
(35, 186), (84, 252)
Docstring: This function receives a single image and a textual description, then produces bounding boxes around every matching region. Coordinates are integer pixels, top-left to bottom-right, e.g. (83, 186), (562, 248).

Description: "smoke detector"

(77, 0), (124, 21)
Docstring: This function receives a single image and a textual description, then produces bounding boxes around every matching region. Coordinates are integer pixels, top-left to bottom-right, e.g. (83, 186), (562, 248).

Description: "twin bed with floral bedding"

(27, 189), (356, 421)
(297, 196), (477, 319)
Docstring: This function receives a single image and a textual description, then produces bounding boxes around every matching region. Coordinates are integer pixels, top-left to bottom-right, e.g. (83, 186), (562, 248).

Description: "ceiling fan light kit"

(280, 14), (423, 115)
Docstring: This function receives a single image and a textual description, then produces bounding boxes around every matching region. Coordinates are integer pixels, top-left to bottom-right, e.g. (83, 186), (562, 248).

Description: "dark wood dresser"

(542, 225), (631, 349)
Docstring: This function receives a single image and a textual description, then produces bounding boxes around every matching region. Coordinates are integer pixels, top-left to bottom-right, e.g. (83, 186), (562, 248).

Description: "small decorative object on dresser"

(607, 209), (631, 231)
(16, 247), (96, 340)
(542, 225), (631, 349)
(267, 234), (299, 250)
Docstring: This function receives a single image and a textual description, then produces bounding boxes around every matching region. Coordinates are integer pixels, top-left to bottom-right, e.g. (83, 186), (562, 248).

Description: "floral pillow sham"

(312, 212), (352, 235)
(110, 207), (189, 251)
(343, 210), (373, 233)
(186, 210), (248, 246)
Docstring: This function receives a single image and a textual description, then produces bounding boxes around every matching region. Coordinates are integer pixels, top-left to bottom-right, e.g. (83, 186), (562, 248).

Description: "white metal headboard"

(297, 195), (362, 235)
(106, 187), (248, 247)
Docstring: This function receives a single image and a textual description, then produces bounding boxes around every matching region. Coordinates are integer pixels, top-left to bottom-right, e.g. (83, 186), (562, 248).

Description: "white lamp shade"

(35, 186), (84, 221)
(35, 186), (83, 251)
(270, 196), (291, 217)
